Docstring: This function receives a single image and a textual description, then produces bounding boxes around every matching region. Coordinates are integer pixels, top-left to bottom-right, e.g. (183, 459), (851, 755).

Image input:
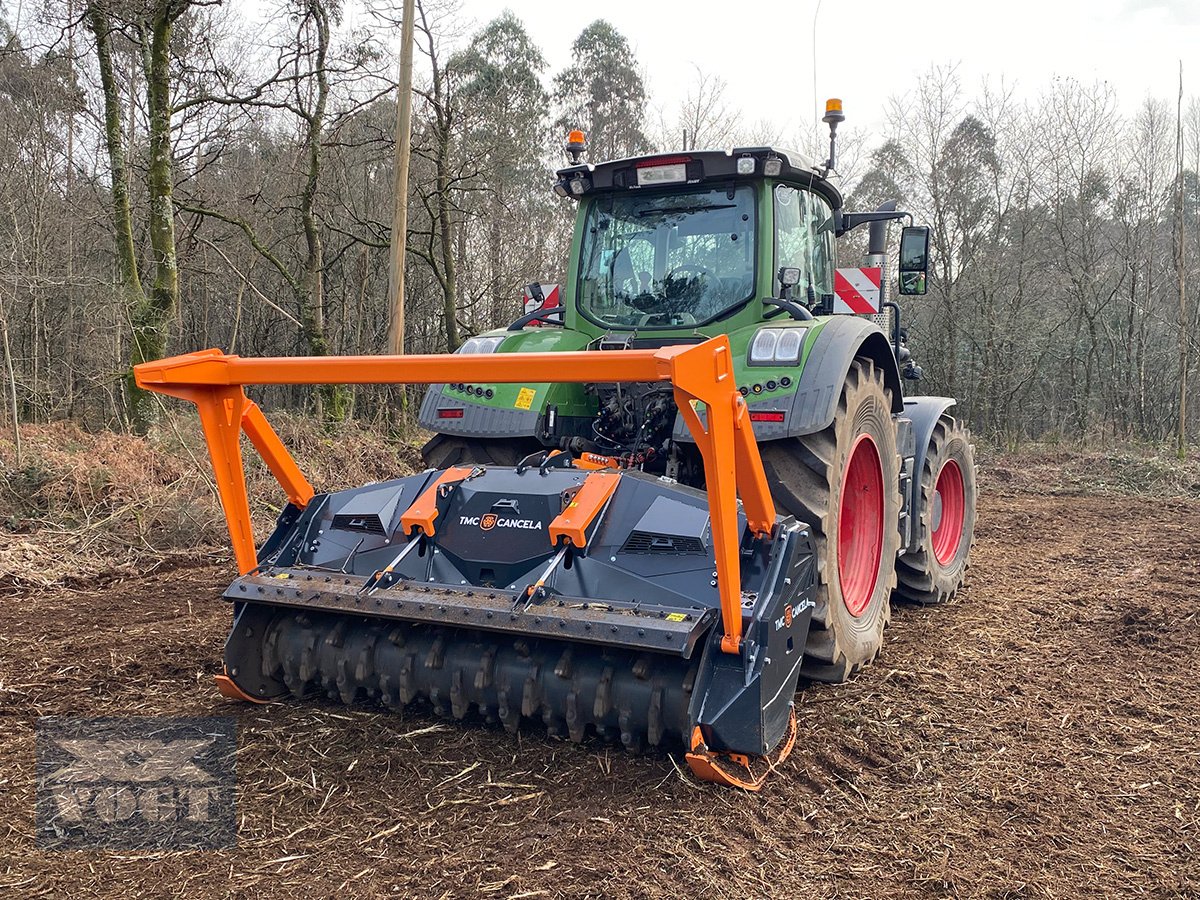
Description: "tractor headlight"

(748, 327), (806, 366)
(457, 335), (506, 354)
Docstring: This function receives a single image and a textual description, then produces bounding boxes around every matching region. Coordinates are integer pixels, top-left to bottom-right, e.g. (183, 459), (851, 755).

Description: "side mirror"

(898, 226), (930, 296)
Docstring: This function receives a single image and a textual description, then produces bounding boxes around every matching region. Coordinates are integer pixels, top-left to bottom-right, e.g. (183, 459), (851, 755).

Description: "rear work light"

(436, 408), (465, 419)
(749, 411), (786, 423)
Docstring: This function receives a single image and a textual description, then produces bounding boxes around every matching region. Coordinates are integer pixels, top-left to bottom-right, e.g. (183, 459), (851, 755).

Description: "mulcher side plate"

(220, 465), (817, 757)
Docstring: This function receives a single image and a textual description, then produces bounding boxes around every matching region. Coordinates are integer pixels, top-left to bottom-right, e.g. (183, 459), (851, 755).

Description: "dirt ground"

(1, 476), (1198, 899)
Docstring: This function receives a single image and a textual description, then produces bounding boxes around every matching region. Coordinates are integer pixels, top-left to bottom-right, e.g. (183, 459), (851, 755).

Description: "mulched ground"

(1, 478), (1197, 899)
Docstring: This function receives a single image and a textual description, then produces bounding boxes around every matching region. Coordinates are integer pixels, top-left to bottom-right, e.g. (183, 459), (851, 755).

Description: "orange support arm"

(549, 471), (621, 548)
(133, 337), (775, 654)
(399, 466), (478, 537)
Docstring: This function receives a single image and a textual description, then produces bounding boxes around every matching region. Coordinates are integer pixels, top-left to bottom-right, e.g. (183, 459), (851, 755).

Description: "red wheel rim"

(838, 434), (884, 617)
(931, 459), (965, 565)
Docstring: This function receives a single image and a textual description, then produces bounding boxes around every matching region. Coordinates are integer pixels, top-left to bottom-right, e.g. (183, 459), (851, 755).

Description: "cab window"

(774, 185), (835, 301)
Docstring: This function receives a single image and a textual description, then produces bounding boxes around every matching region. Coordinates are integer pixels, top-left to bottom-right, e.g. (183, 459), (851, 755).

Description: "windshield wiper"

(634, 203), (736, 217)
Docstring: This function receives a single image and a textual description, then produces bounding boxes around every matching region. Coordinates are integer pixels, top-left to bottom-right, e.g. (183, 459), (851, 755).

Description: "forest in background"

(0, 0), (1197, 446)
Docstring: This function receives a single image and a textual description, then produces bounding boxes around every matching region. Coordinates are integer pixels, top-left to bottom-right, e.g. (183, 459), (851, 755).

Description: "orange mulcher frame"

(133, 335), (775, 656)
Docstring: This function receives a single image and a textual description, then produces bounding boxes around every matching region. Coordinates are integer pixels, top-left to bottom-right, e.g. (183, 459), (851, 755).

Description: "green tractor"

(419, 105), (977, 683)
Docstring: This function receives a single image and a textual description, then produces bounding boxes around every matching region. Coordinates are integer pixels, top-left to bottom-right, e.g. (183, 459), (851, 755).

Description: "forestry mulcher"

(137, 102), (977, 789)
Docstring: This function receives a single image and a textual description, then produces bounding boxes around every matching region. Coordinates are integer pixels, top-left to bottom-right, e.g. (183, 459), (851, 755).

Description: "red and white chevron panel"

(833, 267), (882, 314)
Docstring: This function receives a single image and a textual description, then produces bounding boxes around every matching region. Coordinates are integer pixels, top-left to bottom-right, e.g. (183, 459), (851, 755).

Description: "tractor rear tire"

(760, 358), (903, 683)
(895, 415), (977, 604)
(420, 435), (539, 469)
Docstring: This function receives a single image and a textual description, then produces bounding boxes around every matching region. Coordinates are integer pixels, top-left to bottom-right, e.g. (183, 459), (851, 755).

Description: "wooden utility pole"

(1175, 61), (1188, 457)
(386, 0), (416, 355)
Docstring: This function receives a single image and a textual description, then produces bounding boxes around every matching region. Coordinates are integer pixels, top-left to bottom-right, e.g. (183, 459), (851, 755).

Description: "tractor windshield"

(576, 186), (756, 329)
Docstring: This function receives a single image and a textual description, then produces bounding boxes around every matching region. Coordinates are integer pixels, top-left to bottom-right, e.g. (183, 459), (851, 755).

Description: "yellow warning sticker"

(665, 612), (687, 622)
(514, 387), (536, 410)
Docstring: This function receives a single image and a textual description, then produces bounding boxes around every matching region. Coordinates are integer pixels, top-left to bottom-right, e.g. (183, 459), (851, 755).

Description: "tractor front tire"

(760, 358), (902, 683)
(895, 415), (977, 604)
(420, 435), (539, 469)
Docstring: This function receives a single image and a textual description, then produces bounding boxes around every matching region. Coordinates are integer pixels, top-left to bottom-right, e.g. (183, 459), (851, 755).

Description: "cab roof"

(553, 147), (843, 211)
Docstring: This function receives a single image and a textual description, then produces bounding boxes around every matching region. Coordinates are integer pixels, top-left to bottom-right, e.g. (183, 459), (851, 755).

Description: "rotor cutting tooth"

(554, 648), (574, 679)
(378, 672), (400, 710)
(325, 619), (347, 649)
(336, 655), (357, 705)
(594, 666), (614, 718)
(647, 687), (664, 747)
(565, 690), (587, 742)
(681, 666), (697, 693)
(429, 686), (446, 717)
(355, 635), (377, 683)
(522, 666), (542, 718)
(543, 708), (565, 739)
(497, 687), (520, 733)
(298, 630), (318, 683)
(398, 652), (417, 704)
(619, 709), (644, 753)
(475, 646), (497, 690)
(450, 668), (469, 719)
(632, 656), (650, 680)
(426, 634), (446, 670)
(262, 624), (282, 678)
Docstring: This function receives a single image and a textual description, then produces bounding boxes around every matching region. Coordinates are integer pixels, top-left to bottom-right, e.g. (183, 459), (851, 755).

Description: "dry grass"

(981, 441), (1200, 499)
(0, 415), (422, 590)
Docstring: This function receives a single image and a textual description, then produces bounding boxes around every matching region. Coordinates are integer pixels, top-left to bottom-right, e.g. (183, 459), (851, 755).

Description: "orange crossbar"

(133, 337), (775, 655)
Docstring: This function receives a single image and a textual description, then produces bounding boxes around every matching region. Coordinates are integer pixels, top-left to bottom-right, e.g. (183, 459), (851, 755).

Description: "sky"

(450, 0), (1197, 144)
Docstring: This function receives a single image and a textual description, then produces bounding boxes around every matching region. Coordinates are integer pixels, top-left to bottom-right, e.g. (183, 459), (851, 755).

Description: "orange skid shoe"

(685, 706), (797, 791)
(214, 670), (269, 704)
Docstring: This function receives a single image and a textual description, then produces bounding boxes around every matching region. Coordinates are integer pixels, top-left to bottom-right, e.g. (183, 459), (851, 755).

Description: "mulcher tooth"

(398, 653), (417, 704)
(298, 632), (318, 683)
(619, 709), (644, 752)
(497, 688), (519, 733)
(565, 690), (587, 742)
(475, 646), (496, 690)
(336, 655), (357, 705)
(378, 672), (399, 710)
(355, 636), (376, 682)
(426, 634), (446, 670)
(543, 709), (565, 739)
(521, 667), (542, 717)
(632, 656), (650, 680)
(450, 669), (469, 719)
(593, 666), (614, 718)
(326, 619), (347, 649)
(554, 648), (573, 679)
(647, 687), (665, 747)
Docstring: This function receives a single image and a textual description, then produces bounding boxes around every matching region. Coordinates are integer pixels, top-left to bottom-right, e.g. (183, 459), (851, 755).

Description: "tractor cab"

(553, 144), (845, 338)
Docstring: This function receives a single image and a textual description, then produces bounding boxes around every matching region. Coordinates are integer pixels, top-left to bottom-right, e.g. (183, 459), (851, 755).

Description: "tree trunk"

(87, 4), (147, 428)
(126, 2), (182, 431)
(298, 0), (348, 422)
